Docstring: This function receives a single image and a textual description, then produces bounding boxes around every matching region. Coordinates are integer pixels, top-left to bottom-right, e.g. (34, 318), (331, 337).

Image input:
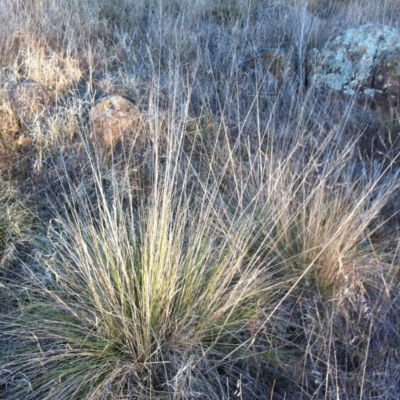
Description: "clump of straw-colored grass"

(0, 139), (283, 398)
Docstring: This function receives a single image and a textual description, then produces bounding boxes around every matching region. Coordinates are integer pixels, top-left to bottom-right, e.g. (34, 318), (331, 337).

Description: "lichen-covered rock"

(370, 49), (400, 96)
(89, 95), (145, 148)
(306, 25), (400, 98)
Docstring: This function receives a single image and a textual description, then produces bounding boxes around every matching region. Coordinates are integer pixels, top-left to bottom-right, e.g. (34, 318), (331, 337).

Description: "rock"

(240, 48), (295, 94)
(306, 24), (400, 100)
(370, 49), (400, 97)
(6, 79), (53, 124)
(89, 95), (146, 148)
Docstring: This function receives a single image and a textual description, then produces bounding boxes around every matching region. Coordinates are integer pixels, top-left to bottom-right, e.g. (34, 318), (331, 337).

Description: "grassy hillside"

(0, 0), (399, 398)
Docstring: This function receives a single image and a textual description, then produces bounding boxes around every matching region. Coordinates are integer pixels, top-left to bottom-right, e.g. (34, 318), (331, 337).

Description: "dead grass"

(0, 0), (400, 398)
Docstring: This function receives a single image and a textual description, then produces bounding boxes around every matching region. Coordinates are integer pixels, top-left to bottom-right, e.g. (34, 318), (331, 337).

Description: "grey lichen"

(307, 24), (400, 97)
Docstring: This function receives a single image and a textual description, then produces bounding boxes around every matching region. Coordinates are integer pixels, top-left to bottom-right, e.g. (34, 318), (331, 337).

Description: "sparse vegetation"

(0, 0), (400, 398)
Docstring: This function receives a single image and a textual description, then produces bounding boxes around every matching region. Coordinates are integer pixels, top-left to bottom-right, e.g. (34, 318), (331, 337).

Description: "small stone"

(89, 95), (145, 148)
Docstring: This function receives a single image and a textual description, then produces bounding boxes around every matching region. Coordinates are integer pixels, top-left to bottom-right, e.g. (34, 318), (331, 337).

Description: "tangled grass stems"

(0, 134), (286, 398)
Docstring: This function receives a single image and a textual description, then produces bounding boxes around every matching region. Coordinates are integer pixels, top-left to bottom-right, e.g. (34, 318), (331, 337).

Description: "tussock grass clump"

(0, 144), (284, 398)
(203, 87), (400, 396)
(234, 135), (399, 293)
